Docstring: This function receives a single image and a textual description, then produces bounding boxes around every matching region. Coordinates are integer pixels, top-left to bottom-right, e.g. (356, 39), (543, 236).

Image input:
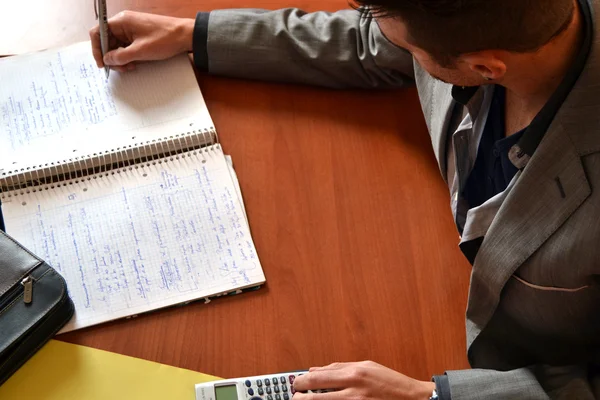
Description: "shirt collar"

(510, 0), (593, 168)
(449, 0), (593, 169)
(451, 85), (479, 106)
(451, 84), (488, 121)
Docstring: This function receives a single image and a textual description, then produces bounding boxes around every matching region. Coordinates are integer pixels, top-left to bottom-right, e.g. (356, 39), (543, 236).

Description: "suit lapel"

(464, 0), (600, 349)
(464, 124), (591, 348)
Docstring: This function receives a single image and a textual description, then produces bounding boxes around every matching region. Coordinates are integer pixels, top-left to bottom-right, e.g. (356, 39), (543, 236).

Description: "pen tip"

(105, 67), (109, 79)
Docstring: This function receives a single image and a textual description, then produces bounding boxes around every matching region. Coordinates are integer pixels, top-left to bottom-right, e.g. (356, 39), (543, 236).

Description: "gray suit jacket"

(198, 3), (600, 399)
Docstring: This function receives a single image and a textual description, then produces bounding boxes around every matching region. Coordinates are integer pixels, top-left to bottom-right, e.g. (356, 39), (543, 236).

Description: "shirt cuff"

(193, 11), (210, 71)
(433, 375), (451, 400)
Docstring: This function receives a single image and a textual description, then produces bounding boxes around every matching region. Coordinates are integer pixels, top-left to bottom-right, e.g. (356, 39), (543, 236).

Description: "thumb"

(103, 44), (141, 66)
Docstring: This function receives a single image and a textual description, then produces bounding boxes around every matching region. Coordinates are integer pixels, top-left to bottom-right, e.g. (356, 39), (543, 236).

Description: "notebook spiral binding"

(0, 128), (218, 199)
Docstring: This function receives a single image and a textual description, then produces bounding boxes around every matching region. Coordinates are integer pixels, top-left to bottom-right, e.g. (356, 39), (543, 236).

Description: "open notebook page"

(0, 41), (213, 174)
(2, 146), (264, 332)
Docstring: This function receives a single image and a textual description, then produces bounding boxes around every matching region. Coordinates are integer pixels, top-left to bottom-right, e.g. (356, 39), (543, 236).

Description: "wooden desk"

(4, 0), (472, 383)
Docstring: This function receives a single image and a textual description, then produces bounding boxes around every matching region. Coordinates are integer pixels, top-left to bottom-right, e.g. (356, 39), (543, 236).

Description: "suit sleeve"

(437, 364), (599, 399)
(192, 8), (414, 89)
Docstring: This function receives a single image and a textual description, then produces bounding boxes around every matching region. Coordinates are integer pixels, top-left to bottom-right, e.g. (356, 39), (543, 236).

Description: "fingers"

(292, 390), (348, 400)
(293, 370), (349, 392)
(109, 63), (137, 73)
(106, 10), (136, 39)
(309, 363), (347, 372)
(103, 44), (142, 67)
(89, 26), (104, 68)
(90, 10), (137, 69)
(89, 29), (138, 72)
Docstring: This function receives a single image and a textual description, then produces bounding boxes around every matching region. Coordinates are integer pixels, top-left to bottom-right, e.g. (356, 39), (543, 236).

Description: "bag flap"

(0, 231), (42, 297)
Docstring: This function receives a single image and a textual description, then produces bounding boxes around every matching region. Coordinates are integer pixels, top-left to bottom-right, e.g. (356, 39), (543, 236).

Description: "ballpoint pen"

(96, 0), (110, 78)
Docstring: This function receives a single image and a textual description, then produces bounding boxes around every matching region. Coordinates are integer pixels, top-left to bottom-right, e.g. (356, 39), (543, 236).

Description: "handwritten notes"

(0, 52), (117, 150)
(0, 41), (261, 332)
(3, 147), (265, 332)
(0, 41), (213, 173)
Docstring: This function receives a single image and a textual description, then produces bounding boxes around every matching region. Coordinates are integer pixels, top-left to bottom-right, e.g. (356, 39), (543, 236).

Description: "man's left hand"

(292, 361), (436, 400)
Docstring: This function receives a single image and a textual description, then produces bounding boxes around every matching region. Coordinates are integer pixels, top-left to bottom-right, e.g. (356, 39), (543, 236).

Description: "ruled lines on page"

(3, 147), (264, 332)
(0, 41), (213, 173)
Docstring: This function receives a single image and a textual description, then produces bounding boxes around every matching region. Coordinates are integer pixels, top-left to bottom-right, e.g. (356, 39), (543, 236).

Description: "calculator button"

(272, 378), (278, 385)
(256, 380), (263, 387)
(280, 376), (287, 384)
(258, 388), (264, 396)
(267, 396), (273, 400)
(248, 388), (254, 396)
(275, 395), (281, 400)
(283, 394), (290, 400)
(282, 385), (288, 392)
(288, 375), (295, 385)
(266, 386), (272, 394)
(245, 380), (252, 388)
(274, 386), (280, 393)
(265, 379), (271, 386)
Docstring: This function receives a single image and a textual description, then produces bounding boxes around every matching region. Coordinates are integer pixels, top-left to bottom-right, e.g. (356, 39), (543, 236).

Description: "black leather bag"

(0, 229), (74, 386)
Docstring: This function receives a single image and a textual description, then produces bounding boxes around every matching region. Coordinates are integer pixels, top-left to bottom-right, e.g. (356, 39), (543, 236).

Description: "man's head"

(355, 0), (576, 86)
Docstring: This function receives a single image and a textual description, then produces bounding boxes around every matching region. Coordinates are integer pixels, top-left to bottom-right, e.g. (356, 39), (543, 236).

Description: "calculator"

(195, 371), (330, 400)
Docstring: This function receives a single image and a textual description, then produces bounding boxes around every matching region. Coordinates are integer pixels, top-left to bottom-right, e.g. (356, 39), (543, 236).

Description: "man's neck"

(502, 1), (584, 126)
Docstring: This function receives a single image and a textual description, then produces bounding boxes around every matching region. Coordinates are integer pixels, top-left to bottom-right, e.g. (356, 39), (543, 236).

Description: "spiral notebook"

(0, 41), (265, 332)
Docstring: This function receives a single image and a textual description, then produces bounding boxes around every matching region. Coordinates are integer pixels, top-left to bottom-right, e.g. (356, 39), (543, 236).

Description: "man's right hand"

(89, 11), (195, 73)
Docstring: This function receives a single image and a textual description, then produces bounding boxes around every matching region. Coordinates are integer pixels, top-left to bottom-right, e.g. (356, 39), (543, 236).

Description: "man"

(90, 0), (600, 398)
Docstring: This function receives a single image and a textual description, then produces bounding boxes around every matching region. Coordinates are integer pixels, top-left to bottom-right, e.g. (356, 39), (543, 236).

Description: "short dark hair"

(353, 0), (575, 64)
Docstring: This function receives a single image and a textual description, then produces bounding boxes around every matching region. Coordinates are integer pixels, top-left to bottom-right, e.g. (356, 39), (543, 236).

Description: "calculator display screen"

(215, 385), (238, 400)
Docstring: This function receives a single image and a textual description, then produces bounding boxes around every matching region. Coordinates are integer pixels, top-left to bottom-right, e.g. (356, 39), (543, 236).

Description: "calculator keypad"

(244, 373), (331, 399)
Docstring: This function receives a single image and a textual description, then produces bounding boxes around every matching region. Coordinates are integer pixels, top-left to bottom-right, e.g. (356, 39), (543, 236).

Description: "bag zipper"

(21, 276), (33, 304)
(0, 276), (34, 309)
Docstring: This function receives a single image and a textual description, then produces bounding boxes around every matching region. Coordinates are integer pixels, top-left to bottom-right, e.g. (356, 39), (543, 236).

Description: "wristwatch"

(429, 389), (439, 400)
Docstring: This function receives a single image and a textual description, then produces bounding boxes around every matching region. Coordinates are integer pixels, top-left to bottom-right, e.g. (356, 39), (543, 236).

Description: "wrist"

(411, 380), (437, 400)
(177, 18), (195, 53)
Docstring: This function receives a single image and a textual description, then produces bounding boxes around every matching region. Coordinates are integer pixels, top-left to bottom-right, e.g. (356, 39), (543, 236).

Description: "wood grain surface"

(2, 0), (472, 382)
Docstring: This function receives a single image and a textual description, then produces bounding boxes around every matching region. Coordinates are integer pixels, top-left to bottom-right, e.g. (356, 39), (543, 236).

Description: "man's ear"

(461, 51), (507, 81)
